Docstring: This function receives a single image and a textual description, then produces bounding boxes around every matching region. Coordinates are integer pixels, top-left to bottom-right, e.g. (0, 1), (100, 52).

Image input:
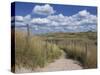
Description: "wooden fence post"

(25, 24), (30, 53)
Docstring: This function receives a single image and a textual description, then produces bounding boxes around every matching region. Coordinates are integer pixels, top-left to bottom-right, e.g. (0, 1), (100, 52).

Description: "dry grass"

(15, 31), (62, 70)
(44, 32), (97, 68)
(61, 39), (97, 68)
(13, 31), (97, 71)
(57, 39), (97, 68)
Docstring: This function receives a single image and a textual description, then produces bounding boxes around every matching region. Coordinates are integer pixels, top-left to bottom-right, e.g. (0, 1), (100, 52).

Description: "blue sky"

(14, 2), (97, 17)
(12, 2), (97, 34)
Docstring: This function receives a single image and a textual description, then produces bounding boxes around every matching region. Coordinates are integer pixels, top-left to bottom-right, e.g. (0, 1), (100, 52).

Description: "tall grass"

(14, 31), (97, 71)
(44, 32), (97, 68)
(58, 39), (97, 68)
(15, 31), (62, 71)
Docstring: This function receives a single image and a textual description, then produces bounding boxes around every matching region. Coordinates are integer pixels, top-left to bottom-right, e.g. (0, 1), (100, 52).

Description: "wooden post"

(26, 24), (30, 52)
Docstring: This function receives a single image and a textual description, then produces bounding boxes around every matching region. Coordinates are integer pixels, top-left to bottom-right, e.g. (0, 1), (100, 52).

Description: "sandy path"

(34, 58), (82, 72)
(16, 51), (83, 73)
(34, 52), (83, 72)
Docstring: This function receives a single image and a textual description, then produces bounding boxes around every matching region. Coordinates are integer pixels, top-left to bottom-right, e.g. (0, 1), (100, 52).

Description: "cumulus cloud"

(13, 10), (97, 33)
(33, 4), (55, 15)
(47, 14), (67, 22)
(11, 16), (25, 26)
(24, 14), (31, 24)
(32, 10), (97, 33)
(15, 21), (25, 26)
(78, 10), (90, 17)
(12, 15), (31, 26)
(30, 18), (50, 24)
(11, 16), (24, 22)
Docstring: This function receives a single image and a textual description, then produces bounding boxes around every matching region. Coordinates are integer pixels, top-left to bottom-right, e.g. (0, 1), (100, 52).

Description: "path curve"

(34, 51), (83, 72)
(16, 51), (83, 73)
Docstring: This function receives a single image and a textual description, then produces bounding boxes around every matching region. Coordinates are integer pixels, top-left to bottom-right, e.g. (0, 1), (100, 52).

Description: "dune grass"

(61, 40), (97, 68)
(14, 31), (97, 71)
(44, 32), (97, 69)
(15, 31), (62, 70)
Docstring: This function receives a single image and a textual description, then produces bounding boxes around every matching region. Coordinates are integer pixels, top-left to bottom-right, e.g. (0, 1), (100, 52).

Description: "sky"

(11, 2), (97, 34)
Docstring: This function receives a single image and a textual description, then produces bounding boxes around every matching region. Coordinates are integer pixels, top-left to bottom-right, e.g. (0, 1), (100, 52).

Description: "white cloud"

(47, 14), (67, 22)
(50, 21), (59, 26)
(78, 10), (90, 17)
(33, 4), (55, 15)
(14, 10), (97, 33)
(30, 18), (50, 24)
(15, 16), (24, 22)
(11, 16), (25, 26)
(68, 10), (97, 26)
(30, 10), (97, 33)
(15, 21), (25, 26)
(24, 14), (31, 24)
